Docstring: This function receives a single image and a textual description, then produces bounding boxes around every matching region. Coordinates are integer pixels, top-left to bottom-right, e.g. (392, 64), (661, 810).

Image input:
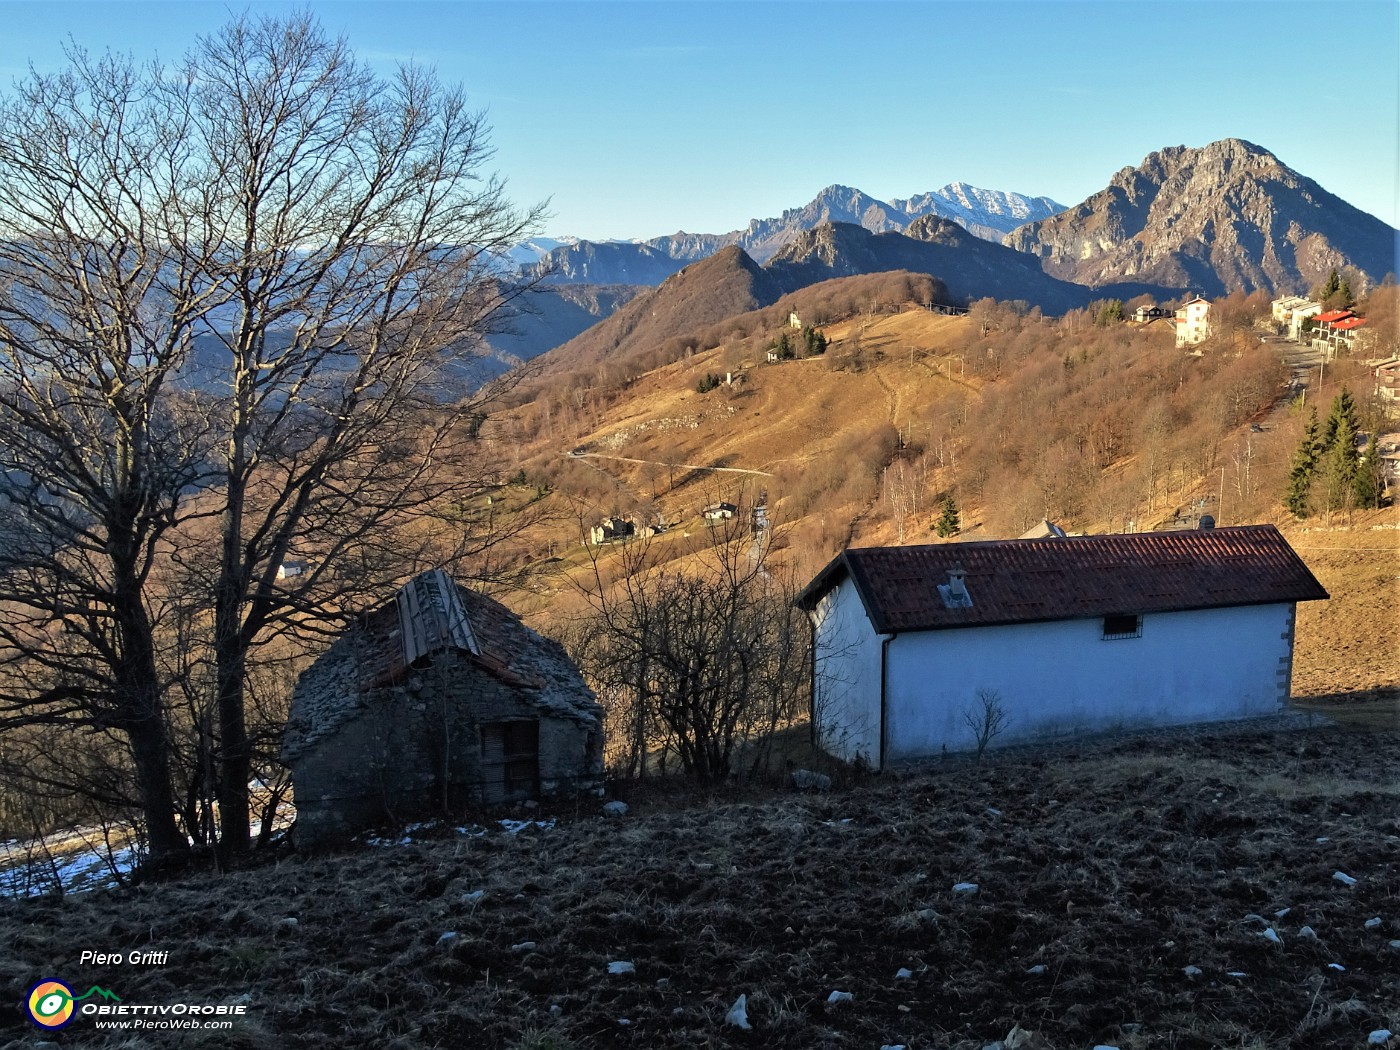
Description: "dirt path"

(567, 451), (772, 477)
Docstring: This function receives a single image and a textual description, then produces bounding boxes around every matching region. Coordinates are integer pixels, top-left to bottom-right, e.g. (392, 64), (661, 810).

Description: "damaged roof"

(796, 525), (1328, 633)
(283, 570), (599, 762)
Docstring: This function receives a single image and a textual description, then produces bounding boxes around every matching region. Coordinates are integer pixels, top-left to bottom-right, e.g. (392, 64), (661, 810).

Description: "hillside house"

(1174, 297), (1212, 347)
(1271, 295), (1322, 340)
(796, 526), (1327, 768)
(1375, 358), (1400, 402)
(283, 569), (603, 848)
(702, 501), (738, 521)
(1133, 304), (1171, 323)
(589, 516), (635, 545)
(1311, 311), (1366, 357)
(789, 311), (803, 329)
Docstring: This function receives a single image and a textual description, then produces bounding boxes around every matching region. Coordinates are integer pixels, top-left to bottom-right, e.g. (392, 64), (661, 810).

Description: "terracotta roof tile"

(796, 525), (1327, 632)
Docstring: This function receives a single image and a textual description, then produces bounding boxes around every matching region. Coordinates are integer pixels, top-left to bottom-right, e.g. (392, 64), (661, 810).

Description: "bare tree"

(0, 14), (543, 864)
(569, 507), (810, 784)
(962, 688), (1009, 764)
(0, 48), (224, 862)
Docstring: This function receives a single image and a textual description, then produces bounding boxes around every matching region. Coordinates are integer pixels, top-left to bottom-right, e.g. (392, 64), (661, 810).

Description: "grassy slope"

(4, 722), (1399, 1049)
(507, 304), (1397, 705)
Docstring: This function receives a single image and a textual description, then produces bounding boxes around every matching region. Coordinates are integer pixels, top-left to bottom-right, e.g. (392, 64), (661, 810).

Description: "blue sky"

(2, 1), (1397, 241)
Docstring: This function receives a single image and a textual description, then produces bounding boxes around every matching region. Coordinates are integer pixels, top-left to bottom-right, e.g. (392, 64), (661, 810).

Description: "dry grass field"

(5, 300), (1396, 1048)
(4, 721), (1399, 1049)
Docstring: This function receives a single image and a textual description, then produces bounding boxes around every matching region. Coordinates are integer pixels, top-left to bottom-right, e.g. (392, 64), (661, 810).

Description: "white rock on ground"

(726, 994), (751, 1030)
(1026, 964), (1048, 975)
(1368, 1031), (1392, 1046)
(602, 801), (629, 817)
(1299, 926), (1319, 941)
(895, 967), (914, 979)
(1333, 871), (1358, 886)
(461, 890), (485, 906)
(1365, 917), (1382, 929)
(607, 960), (635, 975)
(436, 932), (458, 945)
(511, 941), (536, 954)
(1261, 927), (1283, 945)
(827, 990), (853, 1005)
(1183, 965), (1202, 976)
(952, 882), (979, 895)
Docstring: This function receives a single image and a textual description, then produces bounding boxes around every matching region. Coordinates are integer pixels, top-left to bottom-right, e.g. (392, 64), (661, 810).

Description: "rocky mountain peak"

(1005, 138), (1395, 296)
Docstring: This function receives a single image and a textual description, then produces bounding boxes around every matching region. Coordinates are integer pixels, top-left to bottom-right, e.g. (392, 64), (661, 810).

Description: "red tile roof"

(796, 525), (1327, 632)
(1314, 310), (1354, 325)
(1331, 317), (1367, 331)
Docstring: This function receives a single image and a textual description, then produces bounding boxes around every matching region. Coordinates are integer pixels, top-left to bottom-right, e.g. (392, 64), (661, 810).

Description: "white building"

(1271, 295), (1322, 341)
(796, 526), (1327, 768)
(1174, 297), (1212, 347)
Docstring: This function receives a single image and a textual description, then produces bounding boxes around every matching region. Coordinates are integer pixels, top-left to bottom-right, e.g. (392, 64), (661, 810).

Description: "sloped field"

(4, 720), (1399, 1049)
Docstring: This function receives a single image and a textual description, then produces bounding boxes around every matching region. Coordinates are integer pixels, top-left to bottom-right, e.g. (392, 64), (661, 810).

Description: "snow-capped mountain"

(528, 183), (1066, 286)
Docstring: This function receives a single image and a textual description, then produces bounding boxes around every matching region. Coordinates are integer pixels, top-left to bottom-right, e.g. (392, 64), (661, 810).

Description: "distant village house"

(796, 526), (1327, 768)
(283, 569), (603, 848)
(1174, 297), (1212, 347)
(589, 516), (635, 545)
(1271, 295), (1322, 341)
(702, 501), (738, 521)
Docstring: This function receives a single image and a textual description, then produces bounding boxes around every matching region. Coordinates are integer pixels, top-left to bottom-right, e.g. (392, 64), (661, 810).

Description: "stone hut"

(283, 569), (603, 848)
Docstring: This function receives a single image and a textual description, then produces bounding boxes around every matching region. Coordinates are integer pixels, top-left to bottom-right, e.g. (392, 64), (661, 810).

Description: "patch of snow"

(437, 932), (459, 945)
(607, 960), (635, 975)
(499, 818), (555, 835)
(601, 801), (629, 817)
(826, 990), (853, 1005)
(895, 967), (914, 980)
(725, 993), (751, 1030)
(1328, 962), (1345, 971)
(1368, 1031), (1392, 1046)
(1365, 917), (1382, 929)
(1183, 965), (1202, 976)
(952, 882), (979, 896)
(1026, 964), (1048, 975)
(1333, 871), (1358, 886)
(511, 941), (536, 954)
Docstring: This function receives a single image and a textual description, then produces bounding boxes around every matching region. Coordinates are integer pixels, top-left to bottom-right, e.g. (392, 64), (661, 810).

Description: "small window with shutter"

(480, 721), (539, 803)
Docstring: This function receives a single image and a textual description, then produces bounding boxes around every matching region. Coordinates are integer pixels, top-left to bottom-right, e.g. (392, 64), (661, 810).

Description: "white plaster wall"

(811, 576), (886, 766)
(883, 603), (1294, 762)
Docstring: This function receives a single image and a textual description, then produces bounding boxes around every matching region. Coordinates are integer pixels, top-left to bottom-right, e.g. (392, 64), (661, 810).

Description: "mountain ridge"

(533, 182), (1066, 285)
(1003, 138), (1396, 296)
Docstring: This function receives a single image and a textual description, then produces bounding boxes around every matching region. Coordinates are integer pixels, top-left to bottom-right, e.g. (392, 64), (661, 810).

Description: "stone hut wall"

(291, 649), (600, 849)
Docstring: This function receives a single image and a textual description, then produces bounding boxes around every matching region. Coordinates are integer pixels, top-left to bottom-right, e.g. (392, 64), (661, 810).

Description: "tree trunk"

(110, 571), (188, 864)
(214, 554), (252, 860)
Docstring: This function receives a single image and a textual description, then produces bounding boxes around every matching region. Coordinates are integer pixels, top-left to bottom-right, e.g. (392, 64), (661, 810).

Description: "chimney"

(938, 563), (973, 609)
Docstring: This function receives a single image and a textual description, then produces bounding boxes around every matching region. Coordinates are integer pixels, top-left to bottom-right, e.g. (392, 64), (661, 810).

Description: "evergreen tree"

(1095, 299), (1124, 326)
(1318, 412), (1360, 516)
(1321, 388), (1357, 450)
(1317, 269), (1341, 301)
(935, 495), (961, 537)
(1353, 433), (1385, 510)
(1285, 408), (1321, 517)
